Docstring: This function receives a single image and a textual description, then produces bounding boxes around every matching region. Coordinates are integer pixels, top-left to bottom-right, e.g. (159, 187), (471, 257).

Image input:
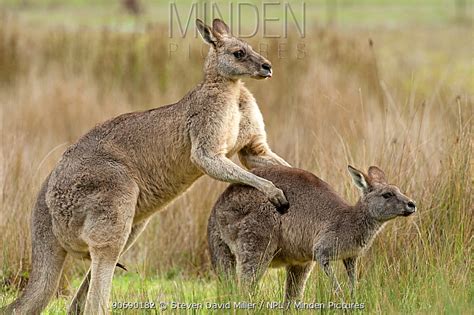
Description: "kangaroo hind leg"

(81, 185), (138, 315)
(68, 219), (149, 315)
(207, 213), (236, 279)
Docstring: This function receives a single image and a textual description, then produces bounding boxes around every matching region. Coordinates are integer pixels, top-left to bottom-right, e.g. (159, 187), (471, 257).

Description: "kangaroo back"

(251, 166), (350, 214)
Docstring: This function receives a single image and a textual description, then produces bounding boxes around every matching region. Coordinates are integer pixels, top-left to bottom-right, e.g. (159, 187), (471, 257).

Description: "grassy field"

(0, 1), (473, 314)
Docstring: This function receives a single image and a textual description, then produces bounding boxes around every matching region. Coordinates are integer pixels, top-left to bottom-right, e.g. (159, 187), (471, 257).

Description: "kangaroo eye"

(233, 50), (245, 59)
(382, 192), (394, 199)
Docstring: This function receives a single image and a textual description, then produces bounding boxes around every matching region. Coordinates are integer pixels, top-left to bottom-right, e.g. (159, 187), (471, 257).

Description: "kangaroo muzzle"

(403, 200), (416, 216)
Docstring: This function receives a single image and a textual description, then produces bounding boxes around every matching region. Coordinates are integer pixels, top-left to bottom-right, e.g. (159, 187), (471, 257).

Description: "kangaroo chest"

(223, 92), (265, 157)
(222, 100), (242, 156)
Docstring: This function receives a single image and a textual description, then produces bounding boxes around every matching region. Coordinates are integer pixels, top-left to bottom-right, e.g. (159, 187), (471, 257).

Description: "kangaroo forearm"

(240, 151), (291, 169)
(192, 153), (271, 191)
(240, 155), (280, 169)
(268, 151), (291, 166)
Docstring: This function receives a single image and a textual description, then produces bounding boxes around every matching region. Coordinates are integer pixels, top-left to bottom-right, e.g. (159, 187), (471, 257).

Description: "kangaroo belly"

(133, 166), (204, 222)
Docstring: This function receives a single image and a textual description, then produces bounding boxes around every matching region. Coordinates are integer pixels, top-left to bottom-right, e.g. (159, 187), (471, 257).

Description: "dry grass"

(0, 9), (472, 313)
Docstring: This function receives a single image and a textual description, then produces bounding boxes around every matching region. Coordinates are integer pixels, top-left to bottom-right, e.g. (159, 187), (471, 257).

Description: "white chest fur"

(233, 101), (265, 155)
(223, 99), (242, 155)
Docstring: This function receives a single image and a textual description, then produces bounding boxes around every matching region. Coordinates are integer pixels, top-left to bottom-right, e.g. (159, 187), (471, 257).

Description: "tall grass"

(0, 10), (472, 313)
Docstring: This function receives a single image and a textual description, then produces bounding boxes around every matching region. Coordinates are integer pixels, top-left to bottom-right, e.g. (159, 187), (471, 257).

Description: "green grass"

(1, 251), (472, 315)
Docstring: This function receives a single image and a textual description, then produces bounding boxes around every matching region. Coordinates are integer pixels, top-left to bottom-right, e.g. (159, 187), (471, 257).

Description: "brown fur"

(208, 165), (416, 301)
(2, 19), (289, 315)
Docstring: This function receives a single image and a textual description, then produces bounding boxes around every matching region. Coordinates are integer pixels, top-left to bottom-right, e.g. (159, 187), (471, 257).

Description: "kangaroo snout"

(260, 63), (272, 78)
(403, 200), (417, 216)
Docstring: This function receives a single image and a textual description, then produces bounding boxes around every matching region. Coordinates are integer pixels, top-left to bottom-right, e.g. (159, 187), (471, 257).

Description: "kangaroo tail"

(2, 176), (67, 315)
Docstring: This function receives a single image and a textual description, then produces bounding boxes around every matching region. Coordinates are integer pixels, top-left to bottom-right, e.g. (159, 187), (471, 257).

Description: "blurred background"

(0, 0), (472, 312)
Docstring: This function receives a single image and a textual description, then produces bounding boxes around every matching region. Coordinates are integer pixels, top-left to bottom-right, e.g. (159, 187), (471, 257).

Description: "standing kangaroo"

(2, 19), (290, 315)
(208, 165), (416, 301)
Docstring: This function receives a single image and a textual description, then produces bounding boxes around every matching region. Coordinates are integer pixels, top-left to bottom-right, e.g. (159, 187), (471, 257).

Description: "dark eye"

(382, 192), (394, 199)
(233, 50), (245, 59)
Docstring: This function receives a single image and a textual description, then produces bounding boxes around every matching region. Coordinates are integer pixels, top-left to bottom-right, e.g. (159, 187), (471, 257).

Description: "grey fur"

(2, 19), (289, 315)
(208, 165), (416, 301)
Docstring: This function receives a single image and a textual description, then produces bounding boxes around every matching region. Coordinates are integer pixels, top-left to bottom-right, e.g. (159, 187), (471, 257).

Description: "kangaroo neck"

(353, 202), (385, 244)
(202, 72), (239, 86)
(202, 67), (240, 87)
(199, 71), (242, 103)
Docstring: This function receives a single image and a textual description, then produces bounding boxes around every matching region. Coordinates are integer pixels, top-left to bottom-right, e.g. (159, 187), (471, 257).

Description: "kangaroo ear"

(368, 166), (386, 184)
(348, 165), (371, 193)
(196, 19), (217, 46)
(212, 19), (230, 37)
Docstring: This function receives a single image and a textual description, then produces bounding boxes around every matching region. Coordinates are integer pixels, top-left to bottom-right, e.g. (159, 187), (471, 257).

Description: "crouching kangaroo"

(208, 165), (416, 301)
(2, 19), (290, 315)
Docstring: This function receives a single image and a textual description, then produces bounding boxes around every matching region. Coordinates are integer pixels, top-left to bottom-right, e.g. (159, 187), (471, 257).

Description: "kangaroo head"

(196, 19), (272, 80)
(348, 165), (416, 221)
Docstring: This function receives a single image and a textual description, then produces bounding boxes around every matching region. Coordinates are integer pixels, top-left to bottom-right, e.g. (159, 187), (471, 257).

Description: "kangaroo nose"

(262, 63), (272, 71)
(403, 200), (416, 216)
